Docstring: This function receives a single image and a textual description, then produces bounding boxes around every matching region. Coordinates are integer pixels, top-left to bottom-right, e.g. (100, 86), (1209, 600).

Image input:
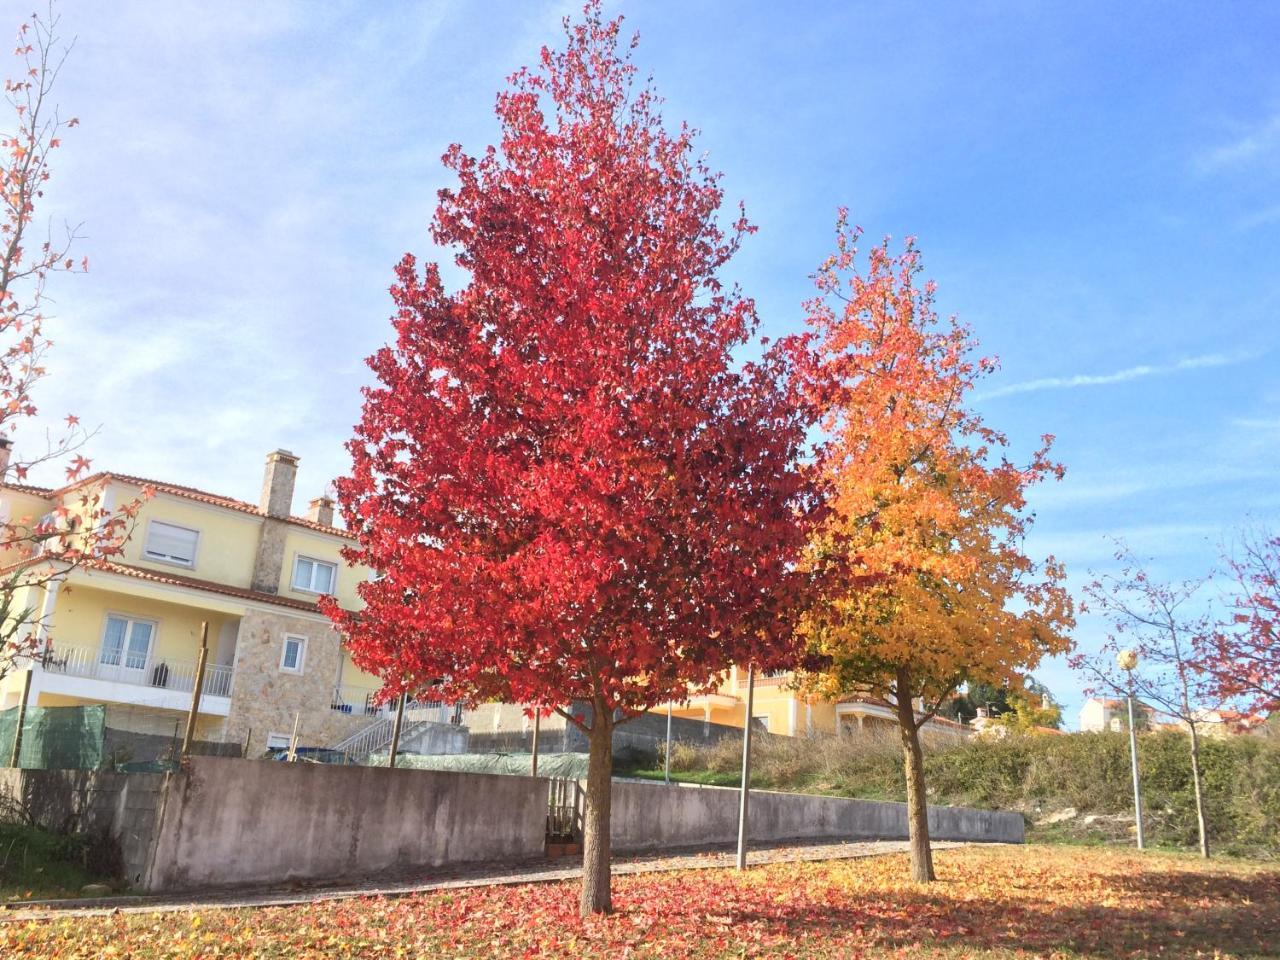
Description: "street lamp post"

(1117, 648), (1145, 851)
(736, 662), (756, 870)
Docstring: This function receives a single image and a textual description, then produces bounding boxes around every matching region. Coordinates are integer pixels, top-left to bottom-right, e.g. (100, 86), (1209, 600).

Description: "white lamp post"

(736, 662), (756, 870)
(1117, 648), (1145, 850)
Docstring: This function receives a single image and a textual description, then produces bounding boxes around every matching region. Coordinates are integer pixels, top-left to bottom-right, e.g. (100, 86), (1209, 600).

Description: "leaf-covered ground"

(2, 845), (1276, 958)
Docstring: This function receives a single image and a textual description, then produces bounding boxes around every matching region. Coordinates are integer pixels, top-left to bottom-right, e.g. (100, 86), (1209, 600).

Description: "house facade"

(0, 449), (392, 756)
(659, 667), (971, 741)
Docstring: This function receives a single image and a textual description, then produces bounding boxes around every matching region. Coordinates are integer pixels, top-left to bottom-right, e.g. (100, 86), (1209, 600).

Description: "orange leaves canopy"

(798, 213), (1074, 708)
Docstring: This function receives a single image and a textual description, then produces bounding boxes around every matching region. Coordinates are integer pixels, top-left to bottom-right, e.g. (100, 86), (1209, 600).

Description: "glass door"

(98, 615), (154, 683)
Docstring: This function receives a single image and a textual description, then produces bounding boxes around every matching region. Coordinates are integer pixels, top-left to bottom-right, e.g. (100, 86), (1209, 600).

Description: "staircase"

(330, 702), (460, 764)
(330, 717), (416, 763)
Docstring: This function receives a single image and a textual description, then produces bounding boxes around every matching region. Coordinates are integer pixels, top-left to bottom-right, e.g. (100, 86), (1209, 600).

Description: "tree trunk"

(1187, 723), (1210, 859)
(894, 670), (935, 882)
(579, 707), (614, 916)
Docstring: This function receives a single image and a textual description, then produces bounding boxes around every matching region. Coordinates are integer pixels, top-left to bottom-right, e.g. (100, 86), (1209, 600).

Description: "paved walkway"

(1, 838), (964, 921)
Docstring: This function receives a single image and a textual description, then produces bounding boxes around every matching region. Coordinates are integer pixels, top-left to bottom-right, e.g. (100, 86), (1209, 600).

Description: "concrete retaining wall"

(4, 759), (1022, 895)
(145, 757), (549, 891)
(609, 778), (1023, 851)
(394, 720), (470, 756)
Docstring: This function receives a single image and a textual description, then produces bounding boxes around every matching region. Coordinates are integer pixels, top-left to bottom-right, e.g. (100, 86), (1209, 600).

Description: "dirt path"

(2, 838), (969, 921)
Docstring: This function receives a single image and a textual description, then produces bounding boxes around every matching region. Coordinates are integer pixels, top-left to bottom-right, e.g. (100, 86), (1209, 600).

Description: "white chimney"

(259, 450), (299, 518)
(306, 495), (335, 527)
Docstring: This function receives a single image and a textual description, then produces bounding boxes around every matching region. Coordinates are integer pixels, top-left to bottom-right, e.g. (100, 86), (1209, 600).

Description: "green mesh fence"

(0, 704), (106, 770)
(115, 758), (180, 774)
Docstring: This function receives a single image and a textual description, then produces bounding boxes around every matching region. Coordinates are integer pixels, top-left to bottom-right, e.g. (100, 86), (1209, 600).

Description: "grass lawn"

(0, 823), (107, 903)
(2, 844), (1276, 958)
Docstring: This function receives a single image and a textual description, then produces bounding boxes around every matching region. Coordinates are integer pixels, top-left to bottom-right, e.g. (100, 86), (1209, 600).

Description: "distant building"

(1188, 708), (1268, 738)
(1078, 696), (1159, 733)
(658, 668), (971, 741)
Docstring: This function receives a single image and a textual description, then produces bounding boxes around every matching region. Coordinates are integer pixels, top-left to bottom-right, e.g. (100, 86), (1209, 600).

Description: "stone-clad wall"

(223, 610), (370, 755)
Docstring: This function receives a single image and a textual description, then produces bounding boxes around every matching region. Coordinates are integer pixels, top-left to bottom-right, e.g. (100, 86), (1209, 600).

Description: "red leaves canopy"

(1207, 528), (1280, 715)
(326, 7), (810, 716)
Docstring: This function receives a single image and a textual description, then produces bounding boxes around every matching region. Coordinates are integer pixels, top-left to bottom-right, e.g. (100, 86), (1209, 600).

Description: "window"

(292, 555), (336, 594)
(143, 520), (199, 567)
(265, 733), (291, 751)
(753, 715), (770, 732)
(99, 614), (155, 672)
(279, 634), (307, 674)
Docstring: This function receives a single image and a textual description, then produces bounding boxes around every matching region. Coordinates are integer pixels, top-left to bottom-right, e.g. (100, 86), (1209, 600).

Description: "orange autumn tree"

(798, 214), (1074, 882)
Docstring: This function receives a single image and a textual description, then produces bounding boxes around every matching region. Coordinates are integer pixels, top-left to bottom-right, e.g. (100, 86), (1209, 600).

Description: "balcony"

(35, 644), (234, 715)
(329, 684), (386, 718)
(328, 685), (462, 725)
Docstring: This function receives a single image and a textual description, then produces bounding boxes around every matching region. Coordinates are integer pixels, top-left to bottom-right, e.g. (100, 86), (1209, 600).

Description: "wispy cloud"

(1197, 111), (1280, 172)
(976, 352), (1249, 401)
(1237, 203), (1280, 231)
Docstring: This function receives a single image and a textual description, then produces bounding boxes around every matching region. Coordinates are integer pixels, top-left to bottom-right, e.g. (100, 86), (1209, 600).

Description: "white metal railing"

(330, 715), (435, 762)
(39, 643), (233, 699)
(329, 685), (388, 717)
(328, 688), (460, 724)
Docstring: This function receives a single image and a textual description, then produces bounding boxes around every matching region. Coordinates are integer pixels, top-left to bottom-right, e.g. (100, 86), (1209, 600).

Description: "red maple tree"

(325, 4), (812, 916)
(1206, 527), (1280, 718)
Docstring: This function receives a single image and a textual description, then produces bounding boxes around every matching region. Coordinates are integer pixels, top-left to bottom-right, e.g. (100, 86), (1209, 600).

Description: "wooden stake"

(531, 708), (541, 778)
(8, 669), (33, 768)
(242, 726), (252, 759)
(664, 702), (673, 784)
(287, 712), (301, 762)
(387, 693), (406, 769)
(180, 622), (210, 759)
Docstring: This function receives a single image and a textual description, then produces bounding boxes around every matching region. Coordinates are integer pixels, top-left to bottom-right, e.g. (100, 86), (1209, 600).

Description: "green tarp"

(0, 704), (106, 770)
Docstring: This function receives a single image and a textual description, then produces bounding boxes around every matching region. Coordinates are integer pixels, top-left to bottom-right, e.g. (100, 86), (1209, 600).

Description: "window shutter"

(145, 522), (198, 564)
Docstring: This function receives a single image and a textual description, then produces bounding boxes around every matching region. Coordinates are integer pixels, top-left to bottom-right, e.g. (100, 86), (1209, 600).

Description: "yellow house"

(660, 668), (971, 741)
(0, 448), (401, 756)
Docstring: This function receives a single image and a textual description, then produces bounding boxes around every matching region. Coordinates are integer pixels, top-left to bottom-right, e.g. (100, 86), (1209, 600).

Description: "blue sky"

(15, 1), (1280, 726)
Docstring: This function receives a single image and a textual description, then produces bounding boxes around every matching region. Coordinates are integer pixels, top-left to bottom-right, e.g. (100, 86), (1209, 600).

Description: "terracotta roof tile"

(6, 472), (355, 540)
(0, 481), (54, 496)
(82, 559), (328, 614)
